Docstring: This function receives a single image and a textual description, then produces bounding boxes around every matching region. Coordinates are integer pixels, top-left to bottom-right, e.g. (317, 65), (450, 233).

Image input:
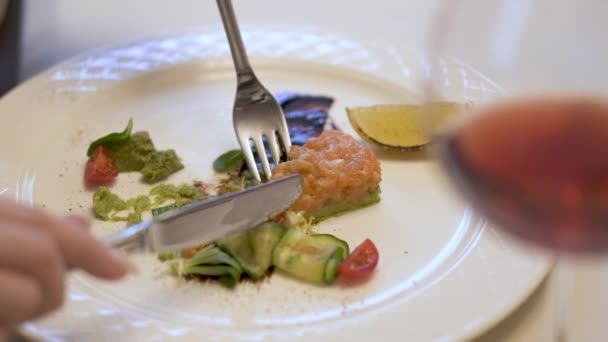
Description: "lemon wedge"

(346, 102), (465, 150)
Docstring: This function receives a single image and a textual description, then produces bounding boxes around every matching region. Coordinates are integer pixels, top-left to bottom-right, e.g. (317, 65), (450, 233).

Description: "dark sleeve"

(0, 0), (21, 97)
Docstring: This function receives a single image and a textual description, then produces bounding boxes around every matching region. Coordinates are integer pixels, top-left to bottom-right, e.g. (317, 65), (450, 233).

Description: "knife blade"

(101, 174), (303, 254)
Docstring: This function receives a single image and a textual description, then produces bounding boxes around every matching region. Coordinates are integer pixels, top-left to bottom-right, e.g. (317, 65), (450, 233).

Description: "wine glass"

(423, 0), (608, 340)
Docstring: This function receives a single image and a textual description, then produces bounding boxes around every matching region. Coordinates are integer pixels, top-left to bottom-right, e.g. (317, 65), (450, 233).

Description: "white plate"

(1, 28), (551, 341)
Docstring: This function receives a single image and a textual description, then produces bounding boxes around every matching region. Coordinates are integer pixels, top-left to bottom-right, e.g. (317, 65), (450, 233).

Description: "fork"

(217, 0), (292, 182)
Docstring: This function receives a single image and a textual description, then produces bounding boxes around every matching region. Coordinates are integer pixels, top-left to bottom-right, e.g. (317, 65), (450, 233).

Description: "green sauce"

(141, 150), (184, 183)
(93, 187), (127, 220)
(93, 183), (207, 225)
(150, 183), (208, 207)
(106, 131), (155, 172)
(105, 131), (184, 183)
(125, 196), (152, 225)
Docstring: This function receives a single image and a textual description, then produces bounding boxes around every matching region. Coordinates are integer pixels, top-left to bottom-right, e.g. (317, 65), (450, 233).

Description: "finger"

(0, 224), (65, 315)
(57, 222), (128, 279)
(0, 198), (128, 279)
(62, 214), (90, 230)
(0, 268), (42, 329)
(0, 197), (54, 226)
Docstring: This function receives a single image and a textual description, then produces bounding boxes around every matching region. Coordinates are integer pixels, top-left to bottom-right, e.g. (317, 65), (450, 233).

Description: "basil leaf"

(213, 149), (244, 172)
(86, 118), (133, 156)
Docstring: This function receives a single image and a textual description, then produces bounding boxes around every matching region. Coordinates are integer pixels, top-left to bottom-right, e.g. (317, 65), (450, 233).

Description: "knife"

(101, 174), (303, 254)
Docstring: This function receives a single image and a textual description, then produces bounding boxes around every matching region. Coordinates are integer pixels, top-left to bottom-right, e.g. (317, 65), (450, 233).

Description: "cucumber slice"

(216, 230), (258, 278)
(309, 234), (349, 256)
(272, 228), (349, 285)
(251, 222), (287, 271)
(216, 222), (286, 280)
(323, 250), (343, 284)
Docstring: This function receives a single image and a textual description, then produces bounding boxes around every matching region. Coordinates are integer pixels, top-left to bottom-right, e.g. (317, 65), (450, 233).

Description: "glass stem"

(550, 255), (575, 342)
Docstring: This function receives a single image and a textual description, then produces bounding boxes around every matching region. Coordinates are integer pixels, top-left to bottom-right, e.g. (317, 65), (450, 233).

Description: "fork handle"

(217, 0), (253, 76)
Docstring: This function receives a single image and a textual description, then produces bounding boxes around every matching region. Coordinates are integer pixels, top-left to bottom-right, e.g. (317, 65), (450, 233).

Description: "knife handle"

(100, 220), (152, 254)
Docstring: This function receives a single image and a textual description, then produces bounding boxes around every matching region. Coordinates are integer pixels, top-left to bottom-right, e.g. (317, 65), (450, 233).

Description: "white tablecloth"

(18, 0), (608, 341)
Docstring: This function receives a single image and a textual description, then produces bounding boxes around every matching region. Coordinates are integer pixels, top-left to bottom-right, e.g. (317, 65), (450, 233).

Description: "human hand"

(0, 198), (129, 335)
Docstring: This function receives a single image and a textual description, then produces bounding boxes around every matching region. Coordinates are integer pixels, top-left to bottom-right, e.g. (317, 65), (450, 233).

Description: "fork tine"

(238, 135), (261, 182)
(253, 135), (272, 180)
(267, 131), (282, 166)
(277, 122), (292, 153)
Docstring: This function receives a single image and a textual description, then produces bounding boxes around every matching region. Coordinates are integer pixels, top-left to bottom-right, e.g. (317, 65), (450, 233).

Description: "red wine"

(439, 96), (608, 253)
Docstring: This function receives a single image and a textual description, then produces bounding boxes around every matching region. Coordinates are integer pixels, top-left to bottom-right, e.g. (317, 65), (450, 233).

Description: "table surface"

(13, 1), (608, 341)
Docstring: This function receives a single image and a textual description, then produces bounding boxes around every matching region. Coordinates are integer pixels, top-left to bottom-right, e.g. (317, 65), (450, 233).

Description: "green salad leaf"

(213, 149), (244, 172)
(87, 118), (133, 156)
(171, 244), (243, 288)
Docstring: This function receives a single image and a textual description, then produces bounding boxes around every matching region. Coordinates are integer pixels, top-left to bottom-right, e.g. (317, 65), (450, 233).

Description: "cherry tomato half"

(338, 238), (379, 278)
(84, 145), (119, 185)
